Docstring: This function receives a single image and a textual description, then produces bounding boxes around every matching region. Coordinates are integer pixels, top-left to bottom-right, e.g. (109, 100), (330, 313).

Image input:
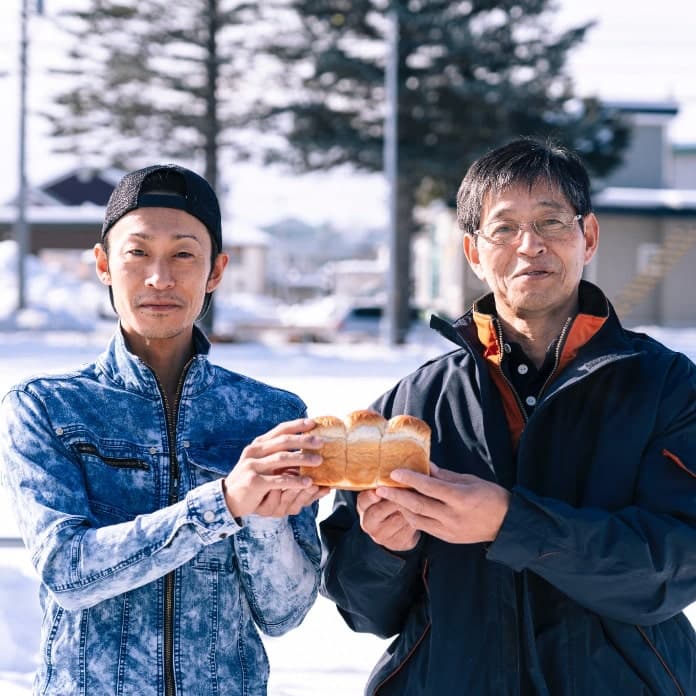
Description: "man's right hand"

(356, 489), (421, 552)
(223, 418), (328, 519)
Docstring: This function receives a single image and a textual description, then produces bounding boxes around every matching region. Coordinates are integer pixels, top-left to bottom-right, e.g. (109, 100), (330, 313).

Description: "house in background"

(414, 100), (696, 327)
(672, 143), (696, 189)
(0, 168), (115, 253)
(0, 168), (272, 298)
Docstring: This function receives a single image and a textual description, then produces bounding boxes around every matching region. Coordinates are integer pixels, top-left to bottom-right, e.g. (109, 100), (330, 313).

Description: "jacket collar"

(96, 323), (213, 397)
(432, 281), (612, 360)
(431, 282), (636, 450)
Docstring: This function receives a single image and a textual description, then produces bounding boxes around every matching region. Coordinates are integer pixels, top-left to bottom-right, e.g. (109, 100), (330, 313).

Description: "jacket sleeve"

(487, 353), (696, 626)
(0, 386), (318, 618)
(320, 489), (425, 639)
(233, 505), (321, 637)
(319, 381), (427, 639)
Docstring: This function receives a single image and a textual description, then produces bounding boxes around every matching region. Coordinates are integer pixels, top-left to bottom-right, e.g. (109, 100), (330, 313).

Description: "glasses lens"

(481, 215), (578, 245)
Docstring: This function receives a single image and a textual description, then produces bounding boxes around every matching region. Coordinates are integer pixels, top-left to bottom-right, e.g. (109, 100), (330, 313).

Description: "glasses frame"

(473, 213), (583, 247)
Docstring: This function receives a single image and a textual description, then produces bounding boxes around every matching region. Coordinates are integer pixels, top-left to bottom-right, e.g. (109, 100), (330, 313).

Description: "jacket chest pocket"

(72, 439), (160, 522)
(184, 441), (248, 488)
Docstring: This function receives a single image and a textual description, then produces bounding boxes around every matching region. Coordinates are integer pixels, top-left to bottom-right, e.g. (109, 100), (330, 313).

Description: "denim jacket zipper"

(155, 359), (193, 696)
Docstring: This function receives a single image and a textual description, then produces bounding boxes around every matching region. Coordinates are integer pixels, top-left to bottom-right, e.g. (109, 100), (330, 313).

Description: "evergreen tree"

(47, 0), (262, 330)
(256, 0), (630, 341)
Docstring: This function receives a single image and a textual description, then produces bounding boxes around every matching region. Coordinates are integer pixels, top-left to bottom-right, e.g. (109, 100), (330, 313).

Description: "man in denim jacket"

(0, 164), (327, 695)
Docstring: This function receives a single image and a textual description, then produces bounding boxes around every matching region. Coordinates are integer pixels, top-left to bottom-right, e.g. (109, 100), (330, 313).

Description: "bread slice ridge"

(300, 415), (347, 486)
(378, 414), (431, 487)
(344, 410), (385, 490)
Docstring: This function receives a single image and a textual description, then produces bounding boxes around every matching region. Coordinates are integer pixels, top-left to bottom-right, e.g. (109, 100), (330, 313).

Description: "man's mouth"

(516, 268), (552, 278)
(138, 300), (182, 310)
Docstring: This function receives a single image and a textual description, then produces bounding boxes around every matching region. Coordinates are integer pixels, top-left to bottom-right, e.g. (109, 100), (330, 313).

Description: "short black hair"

(455, 137), (593, 235)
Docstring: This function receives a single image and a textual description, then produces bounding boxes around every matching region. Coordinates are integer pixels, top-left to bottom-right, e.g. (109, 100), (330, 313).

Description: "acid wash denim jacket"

(0, 326), (321, 696)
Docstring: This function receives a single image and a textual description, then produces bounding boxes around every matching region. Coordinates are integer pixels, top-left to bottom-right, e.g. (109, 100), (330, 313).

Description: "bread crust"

(302, 411), (430, 490)
(379, 415), (431, 487)
(345, 410), (385, 489)
(345, 409), (386, 430)
(299, 416), (347, 486)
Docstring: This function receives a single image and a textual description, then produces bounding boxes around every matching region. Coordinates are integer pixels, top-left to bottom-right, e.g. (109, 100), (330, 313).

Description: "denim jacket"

(0, 327), (321, 696)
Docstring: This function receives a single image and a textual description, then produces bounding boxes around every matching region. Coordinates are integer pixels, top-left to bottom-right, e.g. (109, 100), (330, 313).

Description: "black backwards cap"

(101, 164), (222, 254)
(101, 164), (223, 320)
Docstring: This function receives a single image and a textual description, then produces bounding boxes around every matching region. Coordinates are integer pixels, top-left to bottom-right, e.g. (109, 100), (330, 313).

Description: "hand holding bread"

(300, 410), (431, 490)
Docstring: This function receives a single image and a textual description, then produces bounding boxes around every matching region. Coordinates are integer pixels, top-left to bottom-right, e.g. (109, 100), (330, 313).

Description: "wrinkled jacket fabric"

(0, 327), (321, 696)
(321, 282), (696, 695)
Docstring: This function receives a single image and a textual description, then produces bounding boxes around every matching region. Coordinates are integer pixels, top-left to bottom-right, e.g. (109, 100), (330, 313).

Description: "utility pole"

(15, 0), (30, 310)
(14, 0), (43, 312)
(383, 4), (400, 345)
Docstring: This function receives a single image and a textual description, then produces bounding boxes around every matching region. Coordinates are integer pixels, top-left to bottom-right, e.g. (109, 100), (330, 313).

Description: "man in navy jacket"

(321, 138), (696, 695)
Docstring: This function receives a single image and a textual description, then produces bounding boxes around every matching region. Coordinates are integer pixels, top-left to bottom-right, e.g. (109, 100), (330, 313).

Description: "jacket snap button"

(149, 446), (157, 455)
(203, 510), (216, 523)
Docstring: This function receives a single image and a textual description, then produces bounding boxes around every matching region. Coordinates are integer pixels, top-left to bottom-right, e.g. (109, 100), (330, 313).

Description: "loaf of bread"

(301, 410), (431, 490)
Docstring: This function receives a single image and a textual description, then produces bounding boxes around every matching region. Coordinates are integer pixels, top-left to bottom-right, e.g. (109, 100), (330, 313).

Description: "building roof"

(4, 167), (125, 208)
(594, 187), (696, 216)
(0, 205), (269, 249)
(605, 99), (680, 117)
(0, 204), (104, 226)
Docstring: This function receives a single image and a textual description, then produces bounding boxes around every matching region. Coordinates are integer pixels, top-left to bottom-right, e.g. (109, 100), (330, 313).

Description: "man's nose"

(516, 224), (546, 254)
(145, 259), (176, 288)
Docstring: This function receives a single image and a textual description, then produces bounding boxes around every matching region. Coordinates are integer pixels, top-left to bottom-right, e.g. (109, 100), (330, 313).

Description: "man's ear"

(462, 233), (486, 281)
(582, 213), (600, 265)
(206, 252), (229, 293)
(94, 243), (111, 286)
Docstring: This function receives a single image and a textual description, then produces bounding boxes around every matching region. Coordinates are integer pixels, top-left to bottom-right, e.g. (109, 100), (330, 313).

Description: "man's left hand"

(375, 462), (511, 544)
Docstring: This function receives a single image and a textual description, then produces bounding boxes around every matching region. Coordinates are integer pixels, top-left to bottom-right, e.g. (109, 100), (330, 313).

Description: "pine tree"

(46, 0), (262, 330)
(255, 0), (630, 341)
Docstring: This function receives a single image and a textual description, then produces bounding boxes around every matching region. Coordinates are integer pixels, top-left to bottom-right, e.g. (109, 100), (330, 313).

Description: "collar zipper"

(492, 314), (574, 424)
(154, 358), (194, 696)
(492, 317), (529, 425)
(537, 316), (574, 400)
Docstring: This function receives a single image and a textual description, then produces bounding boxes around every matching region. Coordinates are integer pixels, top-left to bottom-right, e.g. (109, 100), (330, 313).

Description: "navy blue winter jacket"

(321, 282), (696, 695)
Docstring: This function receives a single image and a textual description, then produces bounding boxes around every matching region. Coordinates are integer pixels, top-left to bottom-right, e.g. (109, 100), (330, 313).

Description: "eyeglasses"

(474, 214), (583, 246)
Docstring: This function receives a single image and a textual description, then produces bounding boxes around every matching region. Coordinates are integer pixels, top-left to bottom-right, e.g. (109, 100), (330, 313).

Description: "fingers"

(356, 490), (381, 516)
(252, 417), (317, 443)
(253, 471), (317, 490)
(252, 449), (324, 474)
(376, 486), (435, 517)
(358, 495), (410, 532)
(243, 434), (324, 472)
(224, 419), (330, 518)
(255, 485), (329, 517)
(356, 494), (421, 551)
(428, 462), (473, 484)
(388, 466), (473, 500)
(386, 469), (449, 499)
